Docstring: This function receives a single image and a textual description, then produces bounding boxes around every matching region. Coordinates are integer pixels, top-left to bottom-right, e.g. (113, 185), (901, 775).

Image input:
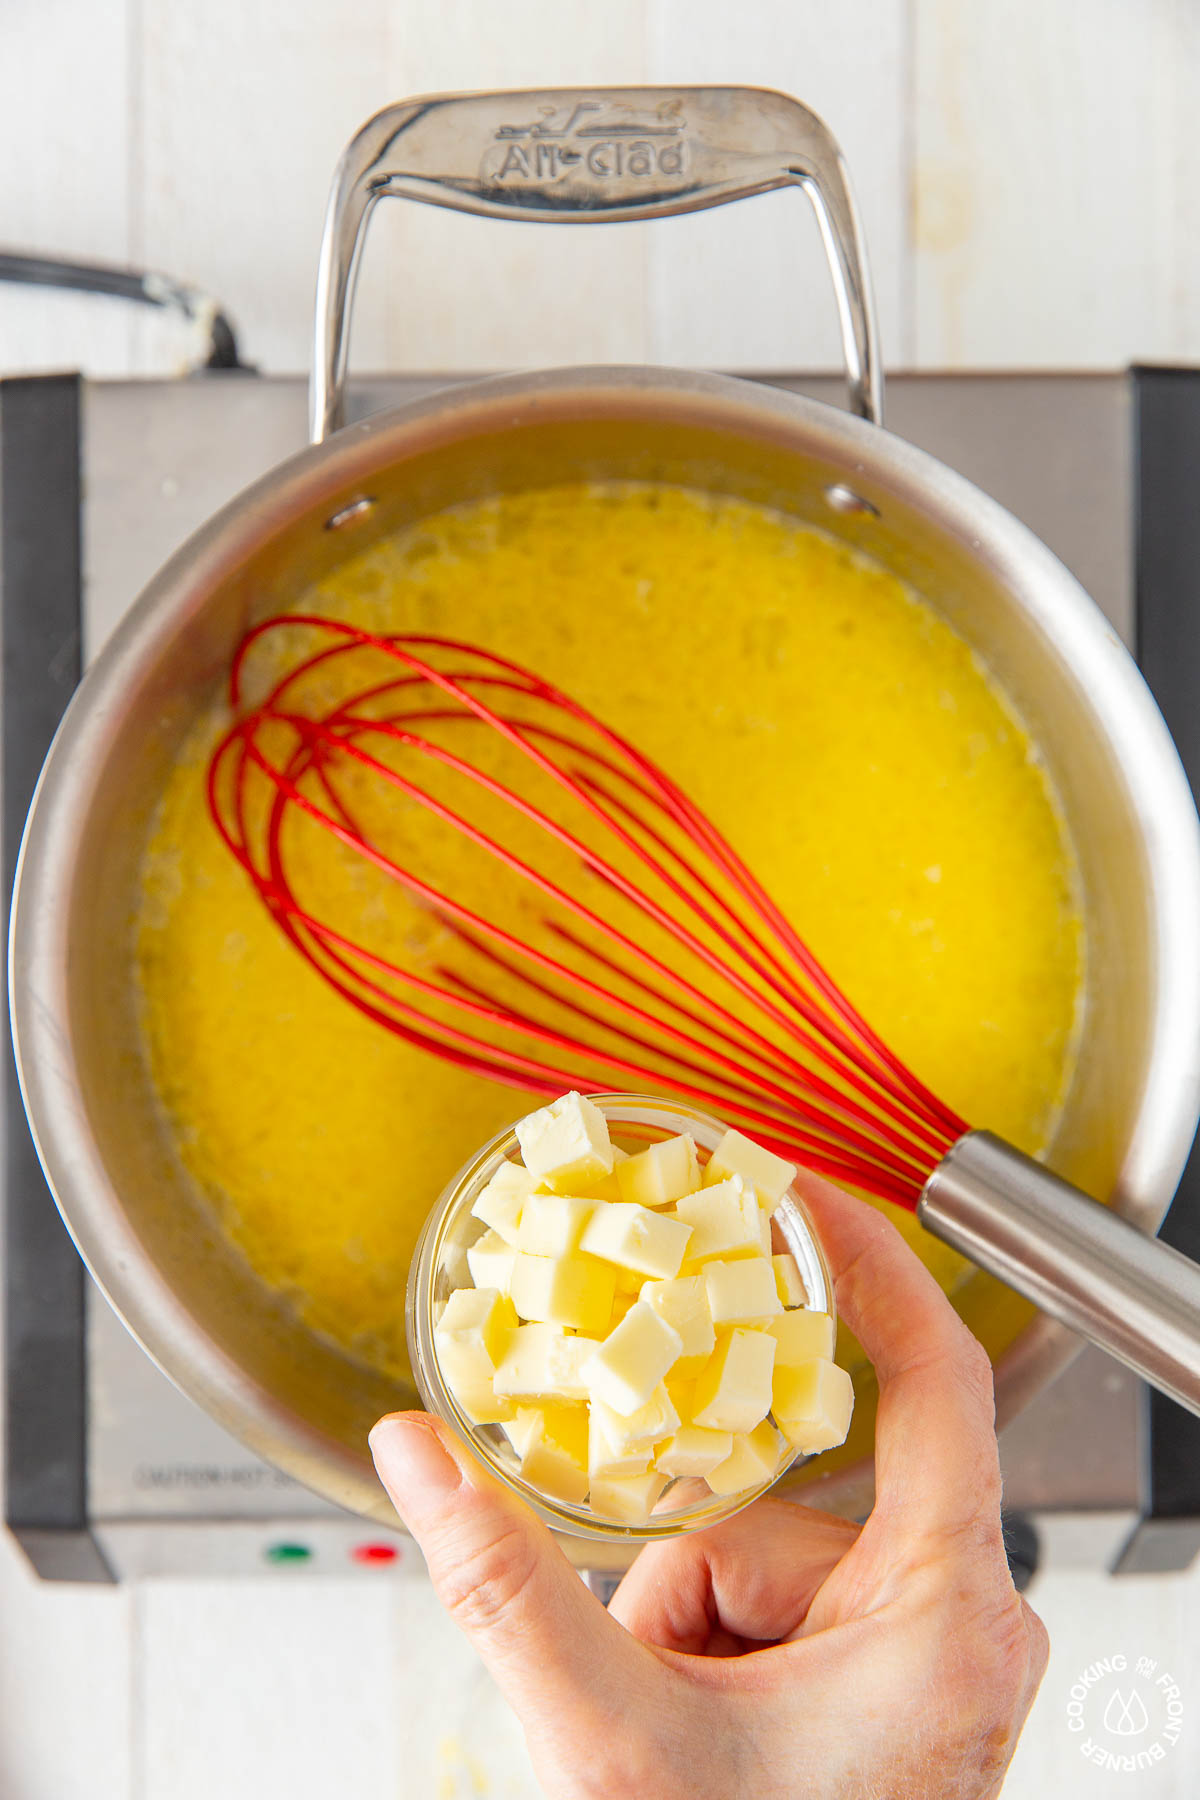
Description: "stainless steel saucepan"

(11, 87), (1200, 1530)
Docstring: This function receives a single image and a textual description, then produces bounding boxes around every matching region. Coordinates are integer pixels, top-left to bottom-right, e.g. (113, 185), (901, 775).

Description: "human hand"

(370, 1173), (1048, 1800)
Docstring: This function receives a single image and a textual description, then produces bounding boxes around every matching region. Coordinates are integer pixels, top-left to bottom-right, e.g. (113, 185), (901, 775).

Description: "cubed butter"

(435, 1287), (518, 1387)
(515, 1091), (614, 1192)
(705, 1419), (786, 1496)
(590, 1385), (680, 1454)
(502, 1406), (545, 1459)
(664, 1369), (698, 1424)
(443, 1097), (846, 1517)
(703, 1257), (783, 1327)
(588, 1406), (652, 1478)
(580, 1202), (693, 1280)
(704, 1129), (797, 1210)
(493, 1324), (599, 1401)
(774, 1358), (855, 1452)
(606, 1290), (639, 1334)
(692, 1328), (777, 1434)
(768, 1308), (835, 1366)
(509, 1252), (616, 1335)
(674, 1178), (762, 1262)
(517, 1193), (594, 1258)
(582, 1302), (683, 1415)
(444, 1379), (516, 1427)
(655, 1425), (734, 1478)
(579, 1146), (628, 1202)
(773, 1253), (809, 1309)
(589, 1470), (669, 1525)
(466, 1229), (517, 1296)
(616, 1134), (700, 1208)
(518, 1405), (590, 1504)
(642, 1275), (716, 1371)
(434, 1289), (520, 1424)
(470, 1160), (535, 1245)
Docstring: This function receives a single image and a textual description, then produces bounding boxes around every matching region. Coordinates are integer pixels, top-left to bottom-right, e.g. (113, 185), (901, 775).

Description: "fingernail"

(369, 1415), (463, 1524)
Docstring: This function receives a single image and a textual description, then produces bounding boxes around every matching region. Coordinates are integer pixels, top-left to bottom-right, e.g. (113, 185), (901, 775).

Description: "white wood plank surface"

(1006, 1561), (1200, 1797)
(136, 1578), (403, 1800)
(0, 1530), (132, 1799)
(912, 0), (1196, 367)
(374, 0), (650, 372)
(136, 0), (395, 376)
(6, 0), (1200, 378)
(136, 0), (649, 378)
(0, 0), (137, 374)
(646, 0), (911, 371)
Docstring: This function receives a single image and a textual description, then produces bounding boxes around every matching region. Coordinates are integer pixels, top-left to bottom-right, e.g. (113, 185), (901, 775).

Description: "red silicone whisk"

(205, 614), (1200, 1420)
(207, 615), (966, 1209)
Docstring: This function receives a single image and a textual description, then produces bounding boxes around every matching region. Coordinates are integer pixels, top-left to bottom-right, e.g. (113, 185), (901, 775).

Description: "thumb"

(369, 1412), (648, 1726)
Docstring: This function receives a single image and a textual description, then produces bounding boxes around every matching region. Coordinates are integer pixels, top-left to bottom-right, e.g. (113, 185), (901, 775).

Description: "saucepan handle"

(919, 1131), (1200, 1416)
(310, 85), (882, 442)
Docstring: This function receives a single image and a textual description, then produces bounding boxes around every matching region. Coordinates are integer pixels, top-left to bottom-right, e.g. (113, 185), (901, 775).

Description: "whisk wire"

(208, 616), (968, 1207)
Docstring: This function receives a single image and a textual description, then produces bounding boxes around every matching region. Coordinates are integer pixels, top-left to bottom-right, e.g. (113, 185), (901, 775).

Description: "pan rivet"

(824, 483), (879, 518)
(325, 496), (377, 531)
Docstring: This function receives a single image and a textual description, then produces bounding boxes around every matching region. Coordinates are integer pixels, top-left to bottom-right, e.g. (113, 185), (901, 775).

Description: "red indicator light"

(352, 1541), (400, 1565)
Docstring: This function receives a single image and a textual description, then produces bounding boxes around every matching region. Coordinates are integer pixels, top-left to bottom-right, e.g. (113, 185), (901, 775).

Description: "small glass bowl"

(407, 1093), (837, 1543)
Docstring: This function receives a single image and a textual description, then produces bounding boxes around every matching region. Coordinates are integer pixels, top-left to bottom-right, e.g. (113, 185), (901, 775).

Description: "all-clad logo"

(484, 100), (688, 187)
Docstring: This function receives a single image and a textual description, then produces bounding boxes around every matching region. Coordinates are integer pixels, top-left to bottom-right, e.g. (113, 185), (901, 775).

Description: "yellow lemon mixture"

(136, 485), (1083, 1382)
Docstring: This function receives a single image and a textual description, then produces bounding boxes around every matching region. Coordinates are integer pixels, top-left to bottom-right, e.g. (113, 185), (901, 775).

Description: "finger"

(370, 1413), (652, 1724)
(610, 1500), (861, 1653)
(794, 1171), (1005, 1553)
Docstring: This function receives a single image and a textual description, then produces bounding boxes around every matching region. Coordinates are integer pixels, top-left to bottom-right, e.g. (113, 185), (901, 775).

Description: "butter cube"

(606, 1290), (639, 1333)
(444, 1379), (516, 1427)
(583, 1302), (683, 1415)
(517, 1193), (594, 1258)
(435, 1287), (518, 1385)
(501, 1406), (545, 1458)
(518, 1405), (590, 1504)
(466, 1229), (517, 1295)
(616, 1134), (700, 1208)
(705, 1419), (786, 1496)
(674, 1178), (762, 1262)
(493, 1323), (599, 1401)
(509, 1252), (615, 1335)
(580, 1203), (693, 1280)
(704, 1129), (796, 1210)
(516, 1091), (614, 1192)
(641, 1276), (716, 1371)
(581, 1145), (629, 1202)
(656, 1424), (734, 1478)
(692, 1328), (776, 1434)
(434, 1290), (519, 1425)
(768, 1308), (835, 1366)
(773, 1253), (809, 1309)
(614, 1264), (647, 1295)
(591, 1384), (680, 1453)
(588, 1406), (652, 1478)
(774, 1358), (855, 1452)
(664, 1370), (698, 1424)
(703, 1257), (782, 1328)
(589, 1470), (669, 1525)
(471, 1160), (535, 1245)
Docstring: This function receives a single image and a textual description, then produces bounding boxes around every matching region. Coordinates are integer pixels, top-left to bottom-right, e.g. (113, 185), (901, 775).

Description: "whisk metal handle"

(919, 1131), (1200, 1417)
(311, 85), (881, 441)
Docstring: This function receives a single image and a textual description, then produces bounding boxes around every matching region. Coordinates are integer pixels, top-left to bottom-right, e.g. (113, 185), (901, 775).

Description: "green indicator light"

(265, 1542), (312, 1563)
